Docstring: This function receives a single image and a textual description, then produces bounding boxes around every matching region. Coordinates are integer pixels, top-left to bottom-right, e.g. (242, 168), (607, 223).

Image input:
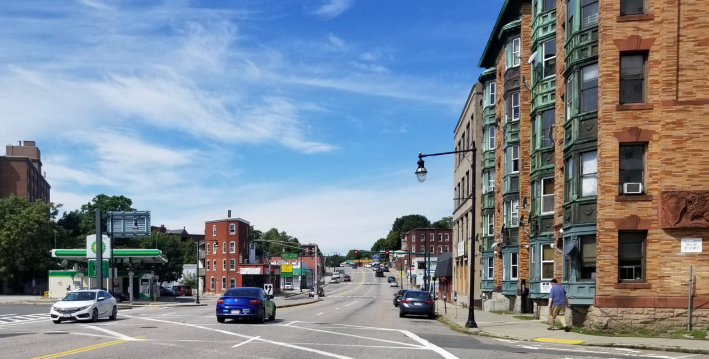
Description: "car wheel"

(269, 307), (276, 321)
(258, 307), (266, 324)
(91, 308), (98, 322)
(217, 317), (225, 323)
(428, 313), (436, 319)
(399, 310), (405, 318)
(109, 306), (117, 320)
(53, 319), (61, 324)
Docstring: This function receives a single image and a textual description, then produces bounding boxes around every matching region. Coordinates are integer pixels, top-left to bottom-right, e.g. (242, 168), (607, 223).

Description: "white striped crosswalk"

(0, 313), (49, 325)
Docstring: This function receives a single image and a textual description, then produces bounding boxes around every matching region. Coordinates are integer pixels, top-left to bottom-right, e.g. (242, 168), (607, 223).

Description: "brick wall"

(203, 220), (249, 294)
(517, 3), (533, 288)
(494, 48), (506, 291)
(553, 0), (567, 280)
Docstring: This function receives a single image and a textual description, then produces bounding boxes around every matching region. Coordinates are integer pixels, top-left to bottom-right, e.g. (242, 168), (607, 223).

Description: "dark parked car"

(112, 291), (130, 303)
(160, 287), (178, 297)
(172, 285), (193, 296)
(393, 289), (408, 307)
(343, 275), (351, 282)
(216, 287), (276, 323)
(309, 286), (325, 297)
(399, 290), (435, 319)
(387, 276), (396, 283)
(375, 268), (384, 277)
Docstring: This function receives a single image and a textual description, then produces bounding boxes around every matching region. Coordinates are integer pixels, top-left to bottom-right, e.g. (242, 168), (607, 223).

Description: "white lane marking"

(335, 308), (340, 310)
(130, 316), (353, 359)
(71, 332), (116, 339)
(84, 325), (141, 341)
(232, 336), (260, 348)
(0, 314), (17, 317)
(284, 321), (299, 327)
(402, 330), (459, 359)
(251, 342), (429, 350)
(316, 312), (324, 316)
(344, 301), (358, 307)
(0, 318), (47, 328)
(285, 324), (423, 348)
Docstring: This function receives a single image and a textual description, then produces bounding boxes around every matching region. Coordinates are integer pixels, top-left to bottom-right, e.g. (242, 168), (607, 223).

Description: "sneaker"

(564, 326), (571, 332)
(547, 327), (554, 330)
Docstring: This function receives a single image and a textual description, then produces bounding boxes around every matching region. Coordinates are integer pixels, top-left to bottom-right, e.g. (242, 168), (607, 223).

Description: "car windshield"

(224, 288), (261, 297)
(404, 292), (429, 300)
(63, 291), (96, 301)
(398, 290), (408, 295)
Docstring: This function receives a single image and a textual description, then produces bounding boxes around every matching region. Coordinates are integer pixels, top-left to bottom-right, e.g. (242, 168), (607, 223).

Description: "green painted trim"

(478, 0), (531, 68)
(498, 19), (521, 38)
(48, 271), (81, 277)
(54, 249), (162, 257)
(54, 250), (86, 257)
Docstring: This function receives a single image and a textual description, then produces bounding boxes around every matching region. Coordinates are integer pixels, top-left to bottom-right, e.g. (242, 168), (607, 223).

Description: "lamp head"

(415, 154), (427, 183)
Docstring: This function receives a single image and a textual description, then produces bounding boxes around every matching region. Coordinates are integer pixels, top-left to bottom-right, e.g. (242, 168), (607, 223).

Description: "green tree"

(182, 240), (197, 264)
(0, 195), (66, 292)
(181, 271), (197, 288)
(139, 232), (187, 283)
(392, 214), (431, 235)
(325, 254), (345, 268)
(432, 216), (453, 229)
(371, 238), (386, 251)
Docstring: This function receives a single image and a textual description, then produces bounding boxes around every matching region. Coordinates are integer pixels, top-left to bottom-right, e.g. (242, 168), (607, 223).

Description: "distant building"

(0, 141), (50, 202)
(398, 228), (453, 288)
(199, 211), (250, 295)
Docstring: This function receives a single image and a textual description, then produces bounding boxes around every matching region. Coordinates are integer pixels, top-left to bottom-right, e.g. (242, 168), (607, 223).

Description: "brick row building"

(461, 0), (709, 329)
(0, 141), (50, 202)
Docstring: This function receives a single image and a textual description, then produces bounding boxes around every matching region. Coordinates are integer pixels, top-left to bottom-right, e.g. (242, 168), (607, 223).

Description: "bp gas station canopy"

(52, 249), (168, 264)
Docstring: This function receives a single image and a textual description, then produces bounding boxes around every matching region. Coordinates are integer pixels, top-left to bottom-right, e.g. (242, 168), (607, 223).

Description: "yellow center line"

(333, 268), (366, 297)
(30, 337), (143, 359)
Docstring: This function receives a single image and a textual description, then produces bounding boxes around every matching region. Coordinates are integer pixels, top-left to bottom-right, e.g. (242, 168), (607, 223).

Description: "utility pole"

(95, 209), (103, 291)
(314, 244), (319, 300)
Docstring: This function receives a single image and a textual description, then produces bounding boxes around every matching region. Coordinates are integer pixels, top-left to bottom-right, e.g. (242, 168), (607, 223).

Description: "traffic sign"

(282, 253), (299, 260)
(372, 254), (380, 260)
(264, 284), (273, 295)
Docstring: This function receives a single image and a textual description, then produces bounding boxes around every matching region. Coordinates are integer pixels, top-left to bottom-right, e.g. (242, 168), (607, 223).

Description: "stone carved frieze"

(660, 191), (709, 229)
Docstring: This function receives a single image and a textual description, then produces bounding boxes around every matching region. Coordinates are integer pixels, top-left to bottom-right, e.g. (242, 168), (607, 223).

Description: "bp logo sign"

(91, 241), (106, 254)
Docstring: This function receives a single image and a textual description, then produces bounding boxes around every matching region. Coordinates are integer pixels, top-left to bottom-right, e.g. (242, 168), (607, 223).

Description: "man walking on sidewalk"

(547, 278), (570, 332)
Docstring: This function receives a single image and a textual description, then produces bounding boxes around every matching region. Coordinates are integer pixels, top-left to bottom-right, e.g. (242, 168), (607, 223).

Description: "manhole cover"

(140, 326), (157, 329)
(45, 331), (68, 335)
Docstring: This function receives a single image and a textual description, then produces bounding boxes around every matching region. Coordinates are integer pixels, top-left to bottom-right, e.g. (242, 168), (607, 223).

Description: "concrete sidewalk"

(435, 300), (709, 354)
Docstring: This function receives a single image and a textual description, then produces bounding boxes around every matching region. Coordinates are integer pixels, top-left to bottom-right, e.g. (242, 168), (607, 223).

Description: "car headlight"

(77, 306), (91, 311)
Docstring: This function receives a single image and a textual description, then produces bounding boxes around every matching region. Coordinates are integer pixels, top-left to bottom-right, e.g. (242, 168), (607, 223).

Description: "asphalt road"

(0, 267), (704, 359)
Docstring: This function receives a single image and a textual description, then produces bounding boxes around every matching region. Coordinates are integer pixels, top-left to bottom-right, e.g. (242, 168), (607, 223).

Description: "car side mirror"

(269, 295), (274, 300)
(98, 297), (105, 301)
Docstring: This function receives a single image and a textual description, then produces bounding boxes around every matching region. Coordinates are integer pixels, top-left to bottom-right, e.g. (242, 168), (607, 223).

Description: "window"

(565, 157), (573, 201)
(430, 245), (435, 253)
(489, 169), (495, 191)
(230, 278), (236, 288)
(445, 234), (449, 241)
(488, 82), (496, 106)
(438, 234), (442, 242)
(511, 199), (519, 227)
(229, 223), (236, 235)
(541, 177), (554, 214)
(222, 259), (226, 270)
(486, 213), (494, 236)
(581, 63), (598, 112)
(620, 0), (644, 15)
(222, 242), (226, 254)
(222, 277), (226, 290)
(532, 117), (537, 152)
(566, 74), (574, 120)
(420, 245), (425, 252)
(229, 241), (236, 253)
(438, 245), (442, 253)
(485, 257), (494, 279)
(620, 54), (646, 104)
(213, 260), (216, 271)
(618, 231), (646, 282)
(531, 180), (537, 216)
(579, 235), (596, 281)
(543, 0), (556, 11)
(510, 145), (520, 173)
(206, 260), (210, 271)
(581, 151), (597, 197)
(210, 277), (215, 290)
(420, 234), (425, 241)
(229, 259), (235, 270)
(620, 144), (646, 194)
(581, 0), (598, 28)
(206, 243), (210, 255)
(531, 245), (535, 263)
(512, 38), (521, 67)
(567, 0), (574, 38)
(541, 244), (555, 280)
(213, 244), (217, 254)
(430, 234), (434, 242)
(445, 245), (449, 252)
(512, 92), (520, 121)
(543, 38), (556, 78)
(212, 225), (216, 236)
(510, 252), (519, 279)
(489, 126), (496, 150)
(542, 109), (555, 148)
(412, 235), (415, 243)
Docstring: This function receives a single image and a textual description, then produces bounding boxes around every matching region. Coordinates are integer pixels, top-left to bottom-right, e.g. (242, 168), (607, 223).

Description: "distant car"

(365, 264), (371, 268)
(330, 277), (339, 283)
(390, 281), (398, 287)
(216, 287), (275, 323)
(399, 290), (435, 319)
(393, 289), (408, 307)
(284, 284), (294, 290)
(339, 263), (347, 267)
(387, 276), (396, 283)
(112, 292), (130, 303)
(51, 290), (117, 323)
(351, 265), (357, 269)
(309, 287), (325, 297)
(343, 275), (351, 282)
(160, 287), (178, 297)
(383, 267), (389, 272)
(172, 285), (193, 296)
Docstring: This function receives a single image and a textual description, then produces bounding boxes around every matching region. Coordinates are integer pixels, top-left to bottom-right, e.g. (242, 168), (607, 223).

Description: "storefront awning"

(292, 268), (312, 276)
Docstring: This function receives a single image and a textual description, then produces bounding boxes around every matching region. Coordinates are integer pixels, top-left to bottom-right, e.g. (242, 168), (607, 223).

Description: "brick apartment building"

(466, 0), (709, 329)
(199, 211), (250, 295)
(0, 141), (50, 202)
(398, 228), (453, 285)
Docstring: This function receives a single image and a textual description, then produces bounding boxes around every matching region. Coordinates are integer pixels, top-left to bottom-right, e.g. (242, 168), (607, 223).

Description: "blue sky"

(0, 0), (501, 255)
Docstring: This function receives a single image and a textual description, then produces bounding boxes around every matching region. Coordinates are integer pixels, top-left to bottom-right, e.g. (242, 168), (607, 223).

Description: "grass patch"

(513, 315), (536, 320)
(437, 315), (468, 334)
(571, 327), (709, 340)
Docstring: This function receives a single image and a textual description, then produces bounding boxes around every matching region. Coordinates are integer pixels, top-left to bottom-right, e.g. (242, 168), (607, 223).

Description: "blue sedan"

(216, 287), (276, 323)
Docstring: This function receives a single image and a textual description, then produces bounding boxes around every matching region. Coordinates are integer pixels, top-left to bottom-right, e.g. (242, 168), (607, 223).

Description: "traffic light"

(354, 250), (359, 259)
(384, 250), (390, 262)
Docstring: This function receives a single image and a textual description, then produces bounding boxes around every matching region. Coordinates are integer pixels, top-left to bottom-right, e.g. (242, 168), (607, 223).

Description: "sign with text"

(682, 238), (702, 253)
(458, 241), (465, 257)
(540, 282), (551, 293)
(281, 264), (293, 272)
(282, 253), (299, 260)
(88, 260), (109, 278)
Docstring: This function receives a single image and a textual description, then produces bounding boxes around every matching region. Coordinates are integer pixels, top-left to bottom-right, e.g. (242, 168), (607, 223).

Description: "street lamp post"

(416, 144), (478, 329)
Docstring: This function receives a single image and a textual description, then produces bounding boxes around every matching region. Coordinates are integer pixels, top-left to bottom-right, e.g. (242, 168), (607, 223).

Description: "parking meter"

(454, 291), (457, 303)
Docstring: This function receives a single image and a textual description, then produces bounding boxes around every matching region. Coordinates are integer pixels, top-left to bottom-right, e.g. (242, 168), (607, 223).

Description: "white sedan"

(390, 281), (399, 287)
(51, 289), (118, 323)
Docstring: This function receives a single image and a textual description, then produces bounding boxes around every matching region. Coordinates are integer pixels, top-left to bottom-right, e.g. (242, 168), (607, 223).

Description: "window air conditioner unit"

(623, 183), (643, 194)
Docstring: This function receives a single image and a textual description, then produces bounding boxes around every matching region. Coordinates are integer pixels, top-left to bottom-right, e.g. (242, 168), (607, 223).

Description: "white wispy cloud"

(328, 33), (345, 48)
(359, 52), (377, 61)
(313, 0), (353, 19)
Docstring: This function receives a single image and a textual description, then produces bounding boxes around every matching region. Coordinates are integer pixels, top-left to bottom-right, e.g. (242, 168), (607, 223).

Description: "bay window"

(581, 151), (597, 197)
(531, 180), (537, 216)
(489, 169), (495, 191)
(565, 157), (573, 201)
(510, 252), (519, 280)
(580, 63), (598, 112)
(566, 0), (575, 39)
(489, 126), (495, 150)
(566, 74), (574, 120)
(541, 244), (555, 280)
(507, 92), (520, 121)
(511, 199), (519, 227)
(509, 145), (520, 173)
(485, 257), (494, 280)
(541, 177), (554, 214)
(487, 82), (496, 106)
(543, 0), (556, 11)
(543, 38), (556, 78)
(513, 38), (520, 67)
(541, 109), (555, 148)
